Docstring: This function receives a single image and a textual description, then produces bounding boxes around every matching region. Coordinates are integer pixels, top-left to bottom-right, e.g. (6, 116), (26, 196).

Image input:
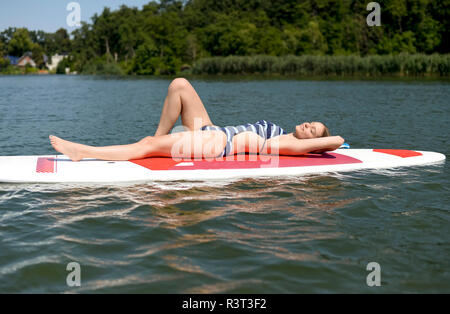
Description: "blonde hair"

(321, 123), (331, 137)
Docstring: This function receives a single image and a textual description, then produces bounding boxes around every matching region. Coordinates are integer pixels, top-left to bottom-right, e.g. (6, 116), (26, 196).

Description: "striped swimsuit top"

(200, 120), (287, 157)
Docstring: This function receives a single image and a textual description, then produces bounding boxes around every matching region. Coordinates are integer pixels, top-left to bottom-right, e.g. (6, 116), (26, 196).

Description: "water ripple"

(0, 78), (449, 293)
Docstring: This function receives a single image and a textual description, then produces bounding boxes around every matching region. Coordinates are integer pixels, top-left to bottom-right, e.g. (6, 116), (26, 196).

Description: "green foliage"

(56, 57), (70, 74)
(7, 28), (34, 56)
(415, 16), (441, 53)
(192, 54), (450, 77)
(131, 39), (160, 75)
(31, 44), (45, 68)
(0, 56), (9, 70)
(0, 0), (449, 75)
(24, 64), (38, 74)
(57, 0), (449, 75)
(81, 57), (124, 76)
(288, 21), (328, 55)
(0, 41), (4, 57)
(0, 65), (22, 74)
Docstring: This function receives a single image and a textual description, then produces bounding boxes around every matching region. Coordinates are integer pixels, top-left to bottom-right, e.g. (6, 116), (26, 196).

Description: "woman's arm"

(264, 133), (344, 156)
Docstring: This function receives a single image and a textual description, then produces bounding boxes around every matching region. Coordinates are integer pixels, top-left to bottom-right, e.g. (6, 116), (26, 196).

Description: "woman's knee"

(138, 136), (154, 147)
(168, 78), (190, 93)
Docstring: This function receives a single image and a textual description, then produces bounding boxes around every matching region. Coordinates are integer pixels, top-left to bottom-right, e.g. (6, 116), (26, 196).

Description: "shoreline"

(2, 53), (449, 79)
(1, 72), (449, 82)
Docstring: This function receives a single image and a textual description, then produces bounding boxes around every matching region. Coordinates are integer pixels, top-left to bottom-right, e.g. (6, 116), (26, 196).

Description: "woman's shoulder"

(266, 132), (293, 142)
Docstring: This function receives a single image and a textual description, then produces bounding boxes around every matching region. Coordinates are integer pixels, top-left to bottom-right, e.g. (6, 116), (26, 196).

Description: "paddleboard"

(0, 149), (445, 183)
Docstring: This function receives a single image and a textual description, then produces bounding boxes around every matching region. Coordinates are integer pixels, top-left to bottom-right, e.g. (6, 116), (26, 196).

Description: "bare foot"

(49, 135), (84, 162)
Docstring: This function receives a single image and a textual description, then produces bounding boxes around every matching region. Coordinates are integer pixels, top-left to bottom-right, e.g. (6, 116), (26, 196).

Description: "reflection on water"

(0, 174), (363, 292)
(0, 175), (365, 242)
(0, 182), (447, 293)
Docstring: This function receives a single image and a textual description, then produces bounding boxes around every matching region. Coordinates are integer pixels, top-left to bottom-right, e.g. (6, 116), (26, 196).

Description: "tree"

(8, 28), (34, 56)
(186, 33), (199, 62)
(132, 39), (160, 74)
(2, 0), (439, 75)
(0, 40), (4, 57)
(295, 21), (328, 55)
(0, 41), (9, 70)
(416, 16), (441, 53)
(0, 57), (10, 71)
(92, 9), (114, 59)
(429, 0), (449, 53)
(0, 27), (16, 45)
(54, 28), (71, 53)
(377, 31), (417, 54)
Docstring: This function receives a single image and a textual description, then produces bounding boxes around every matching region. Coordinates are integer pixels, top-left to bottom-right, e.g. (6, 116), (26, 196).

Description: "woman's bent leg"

(154, 78), (214, 137)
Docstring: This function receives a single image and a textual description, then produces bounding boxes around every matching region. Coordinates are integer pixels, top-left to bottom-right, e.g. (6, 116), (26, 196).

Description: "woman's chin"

(294, 132), (304, 139)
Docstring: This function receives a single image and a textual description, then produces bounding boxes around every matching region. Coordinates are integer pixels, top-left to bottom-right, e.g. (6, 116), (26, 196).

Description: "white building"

(46, 54), (67, 71)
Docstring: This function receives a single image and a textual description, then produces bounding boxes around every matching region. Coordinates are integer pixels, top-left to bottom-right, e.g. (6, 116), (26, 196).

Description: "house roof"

(17, 55), (36, 67)
(6, 55), (20, 65)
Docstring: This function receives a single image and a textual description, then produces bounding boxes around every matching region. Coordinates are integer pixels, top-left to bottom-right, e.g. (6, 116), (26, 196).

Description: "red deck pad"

(130, 157), (179, 170)
(36, 157), (56, 173)
(373, 149), (422, 158)
(130, 153), (362, 171)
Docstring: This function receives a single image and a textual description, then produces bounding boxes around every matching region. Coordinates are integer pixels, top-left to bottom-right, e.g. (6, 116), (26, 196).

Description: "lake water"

(0, 75), (449, 293)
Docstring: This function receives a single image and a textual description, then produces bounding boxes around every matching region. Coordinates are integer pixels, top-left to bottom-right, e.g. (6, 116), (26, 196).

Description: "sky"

(0, 0), (152, 33)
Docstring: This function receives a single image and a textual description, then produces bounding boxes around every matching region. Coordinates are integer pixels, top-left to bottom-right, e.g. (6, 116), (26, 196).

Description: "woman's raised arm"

(265, 134), (345, 156)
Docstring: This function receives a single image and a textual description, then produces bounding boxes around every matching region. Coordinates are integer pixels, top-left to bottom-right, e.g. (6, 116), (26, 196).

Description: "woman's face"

(294, 121), (326, 139)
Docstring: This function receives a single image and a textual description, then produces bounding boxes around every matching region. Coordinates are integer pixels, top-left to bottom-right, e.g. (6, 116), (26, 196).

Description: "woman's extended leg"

(49, 130), (226, 161)
(154, 78), (214, 136)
